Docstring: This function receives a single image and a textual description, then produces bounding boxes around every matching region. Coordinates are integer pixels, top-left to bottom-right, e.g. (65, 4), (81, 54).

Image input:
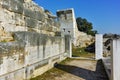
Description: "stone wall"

(0, 0), (60, 39)
(57, 8), (78, 45)
(0, 32), (67, 80)
(76, 32), (94, 47)
(0, 0), (69, 80)
(57, 9), (94, 47)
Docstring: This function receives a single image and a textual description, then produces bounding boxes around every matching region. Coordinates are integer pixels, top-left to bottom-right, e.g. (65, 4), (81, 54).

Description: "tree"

(76, 17), (97, 36)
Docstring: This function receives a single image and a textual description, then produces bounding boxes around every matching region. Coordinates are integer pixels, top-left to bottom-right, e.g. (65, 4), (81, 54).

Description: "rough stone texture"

(0, 32), (67, 80)
(76, 32), (94, 47)
(103, 38), (111, 57)
(0, 26), (14, 42)
(0, 0), (69, 80)
(0, 0), (59, 38)
(0, 1), (94, 80)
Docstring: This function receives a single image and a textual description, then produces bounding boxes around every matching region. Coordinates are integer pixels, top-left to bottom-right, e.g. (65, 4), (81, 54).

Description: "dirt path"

(31, 59), (109, 80)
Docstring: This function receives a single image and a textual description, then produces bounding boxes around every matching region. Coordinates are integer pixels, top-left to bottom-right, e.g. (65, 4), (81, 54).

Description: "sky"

(33, 0), (120, 34)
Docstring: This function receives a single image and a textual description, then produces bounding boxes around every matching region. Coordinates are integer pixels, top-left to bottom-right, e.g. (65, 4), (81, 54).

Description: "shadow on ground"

(55, 60), (109, 80)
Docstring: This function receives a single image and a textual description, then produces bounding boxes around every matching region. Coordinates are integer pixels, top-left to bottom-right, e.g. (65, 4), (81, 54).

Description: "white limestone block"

(95, 34), (103, 60)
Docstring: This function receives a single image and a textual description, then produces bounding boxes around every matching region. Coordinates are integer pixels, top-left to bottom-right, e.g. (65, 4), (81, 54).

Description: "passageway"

(31, 59), (109, 80)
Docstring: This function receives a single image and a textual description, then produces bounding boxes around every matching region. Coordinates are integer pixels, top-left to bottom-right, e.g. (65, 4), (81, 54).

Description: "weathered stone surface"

(47, 18), (53, 26)
(2, 0), (10, 10)
(0, 41), (25, 56)
(54, 21), (60, 28)
(0, 31), (66, 80)
(14, 13), (25, 26)
(23, 8), (36, 18)
(0, 0), (60, 36)
(0, 26), (14, 42)
(24, 0), (32, 2)
(35, 11), (45, 21)
(34, 59), (49, 69)
(25, 17), (37, 28)
(2, 0), (24, 14)
(9, 0), (23, 14)
(57, 9), (78, 45)
(0, 1), (70, 80)
(75, 32), (94, 47)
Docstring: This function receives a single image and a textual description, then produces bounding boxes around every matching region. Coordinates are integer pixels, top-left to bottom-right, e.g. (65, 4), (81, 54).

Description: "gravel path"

(31, 59), (109, 80)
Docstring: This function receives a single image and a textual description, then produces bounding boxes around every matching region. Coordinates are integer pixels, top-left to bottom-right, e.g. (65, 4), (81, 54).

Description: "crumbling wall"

(76, 32), (94, 47)
(0, 0), (60, 39)
(0, 0), (68, 80)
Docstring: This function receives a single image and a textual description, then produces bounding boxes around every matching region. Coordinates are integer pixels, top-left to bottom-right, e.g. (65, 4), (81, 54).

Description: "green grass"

(72, 45), (95, 58)
(30, 68), (65, 80)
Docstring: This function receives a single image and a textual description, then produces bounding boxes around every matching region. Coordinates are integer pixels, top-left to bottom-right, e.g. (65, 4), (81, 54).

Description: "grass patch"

(72, 45), (95, 58)
(30, 68), (65, 80)
(30, 58), (74, 80)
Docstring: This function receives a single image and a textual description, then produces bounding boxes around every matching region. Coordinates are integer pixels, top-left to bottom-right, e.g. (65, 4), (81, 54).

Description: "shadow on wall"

(54, 60), (109, 80)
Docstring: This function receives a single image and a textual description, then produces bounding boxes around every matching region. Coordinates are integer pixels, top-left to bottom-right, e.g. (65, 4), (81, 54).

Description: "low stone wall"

(0, 32), (67, 80)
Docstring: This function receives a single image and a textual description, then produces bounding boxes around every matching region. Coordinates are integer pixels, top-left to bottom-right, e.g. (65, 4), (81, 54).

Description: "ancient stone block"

(44, 24), (53, 31)
(2, 0), (10, 10)
(19, 0), (24, 3)
(47, 18), (53, 26)
(14, 13), (25, 26)
(24, 0), (32, 2)
(54, 21), (60, 28)
(35, 11), (45, 21)
(23, 8), (36, 18)
(0, 26), (14, 42)
(9, 0), (23, 14)
(55, 32), (61, 36)
(25, 17), (37, 28)
(2, 0), (23, 14)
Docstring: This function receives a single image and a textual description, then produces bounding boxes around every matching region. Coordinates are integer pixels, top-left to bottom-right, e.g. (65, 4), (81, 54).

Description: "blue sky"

(33, 0), (120, 34)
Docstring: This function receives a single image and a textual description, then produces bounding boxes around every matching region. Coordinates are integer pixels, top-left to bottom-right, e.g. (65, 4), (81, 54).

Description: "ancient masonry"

(57, 9), (94, 47)
(0, 0), (72, 80)
(0, 0), (93, 80)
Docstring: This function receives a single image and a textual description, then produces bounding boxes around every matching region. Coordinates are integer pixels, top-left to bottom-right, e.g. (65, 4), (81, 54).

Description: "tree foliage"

(76, 17), (98, 36)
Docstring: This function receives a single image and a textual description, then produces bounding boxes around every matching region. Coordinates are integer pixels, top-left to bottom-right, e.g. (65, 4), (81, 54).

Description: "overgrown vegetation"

(76, 17), (98, 36)
(72, 44), (95, 58)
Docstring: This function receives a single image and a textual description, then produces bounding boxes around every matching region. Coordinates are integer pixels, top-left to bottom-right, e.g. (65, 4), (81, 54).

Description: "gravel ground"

(31, 59), (109, 80)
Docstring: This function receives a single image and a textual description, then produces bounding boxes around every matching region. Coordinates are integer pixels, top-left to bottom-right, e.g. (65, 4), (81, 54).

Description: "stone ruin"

(0, 0), (94, 80)
(0, 0), (76, 80)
